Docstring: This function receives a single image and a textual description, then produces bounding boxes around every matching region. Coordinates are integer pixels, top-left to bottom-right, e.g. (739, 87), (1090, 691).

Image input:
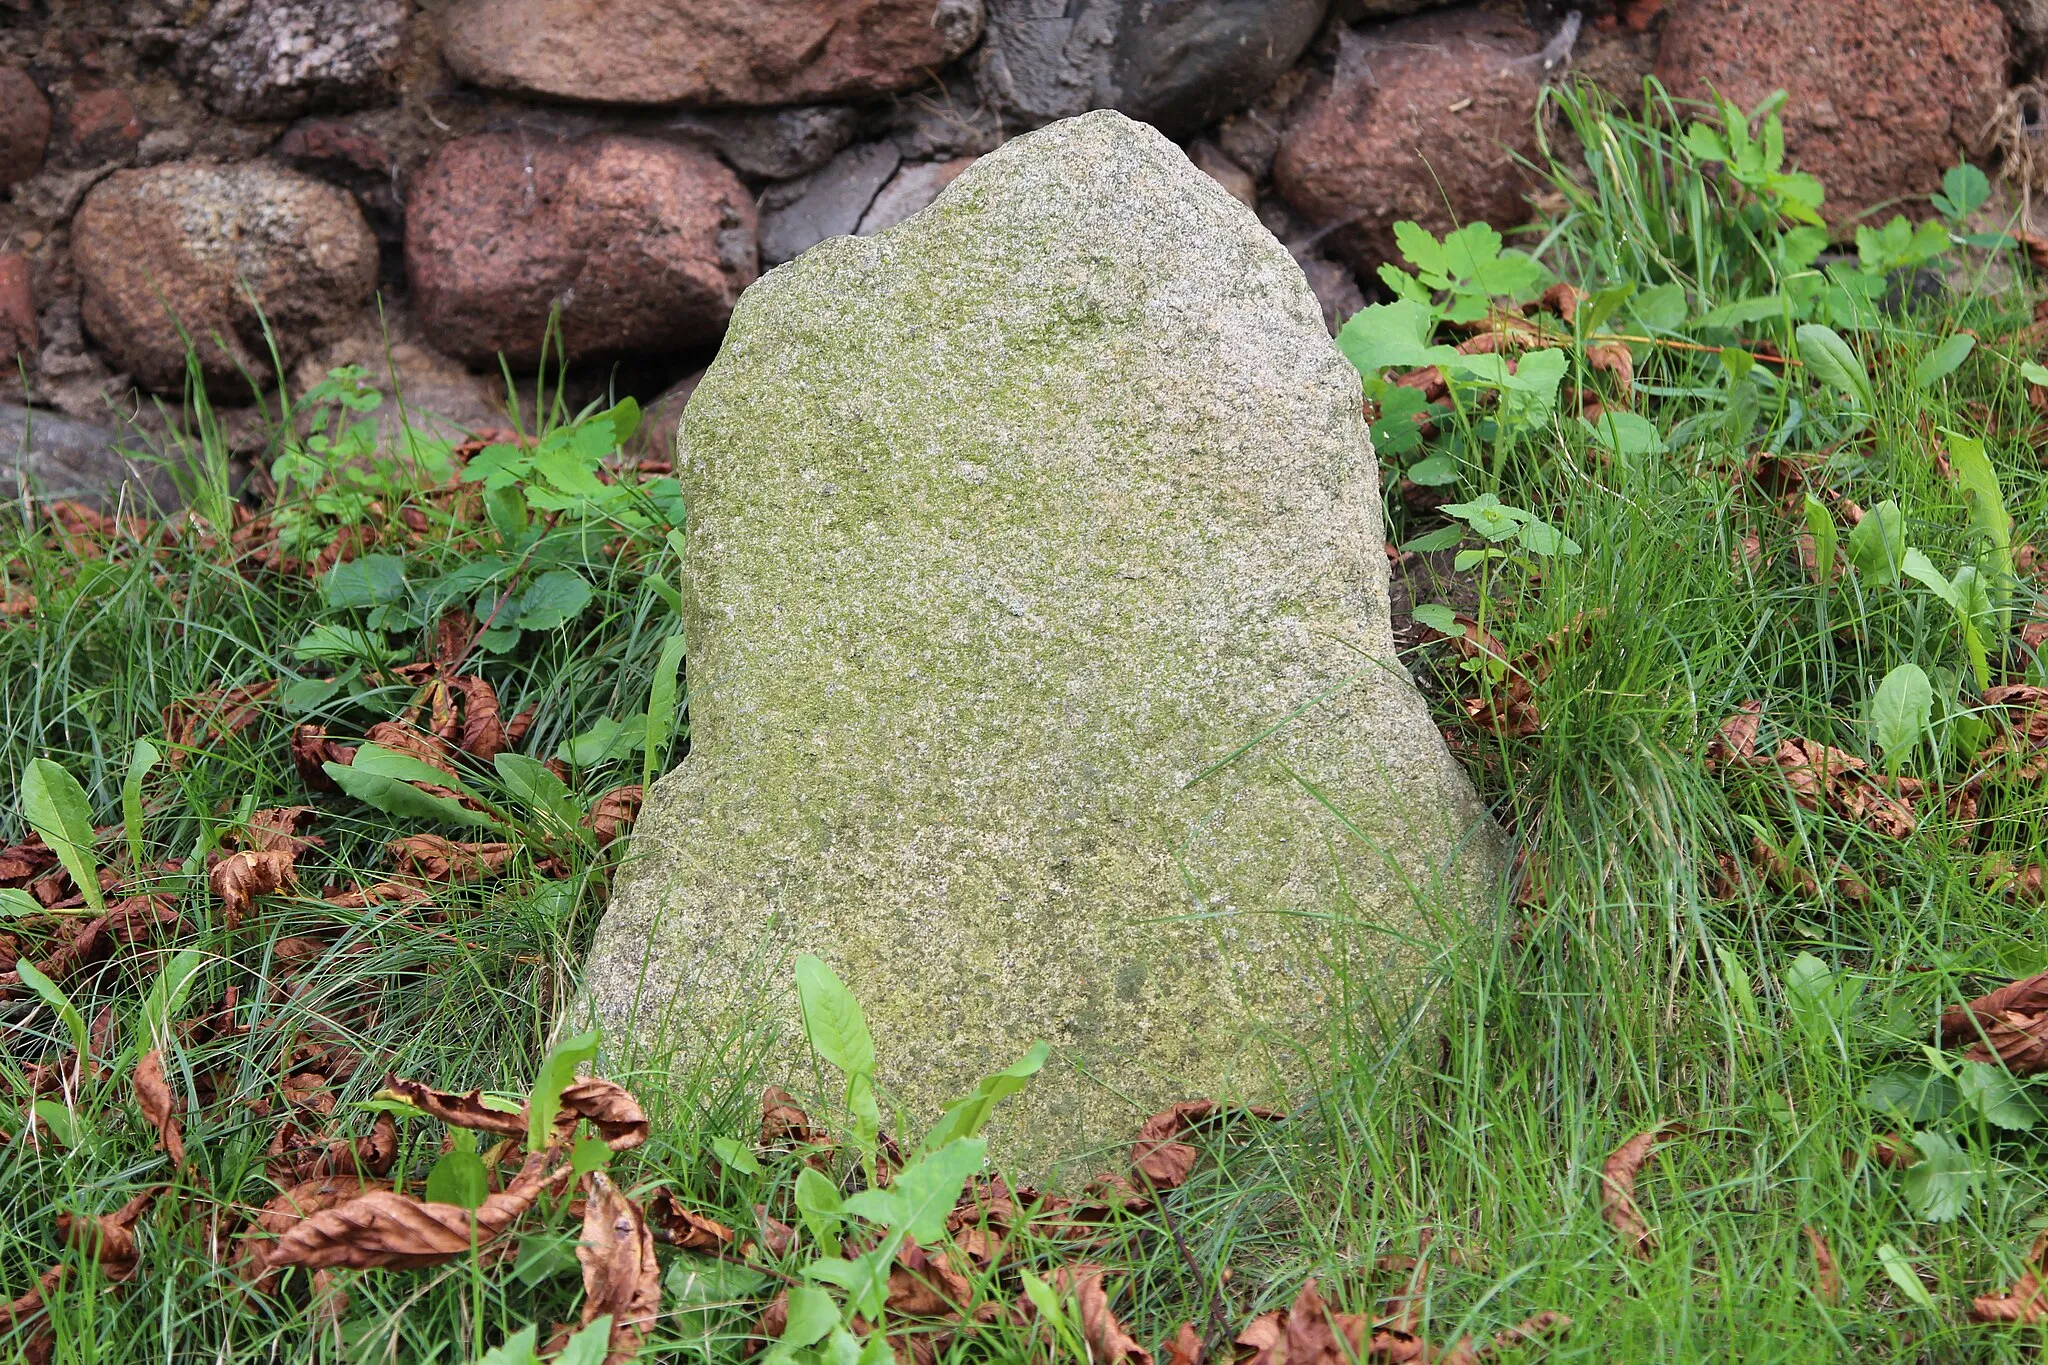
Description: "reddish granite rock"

(1656, 0), (2009, 229)
(58, 87), (143, 166)
(1273, 12), (1549, 276)
(0, 253), (34, 369)
(72, 162), (378, 394)
(0, 69), (50, 190)
(405, 134), (756, 368)
(439, 0), (984, 107)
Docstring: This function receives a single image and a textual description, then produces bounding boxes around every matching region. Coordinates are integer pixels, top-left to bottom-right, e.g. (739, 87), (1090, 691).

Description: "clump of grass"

(14, 81), (2048, 1363)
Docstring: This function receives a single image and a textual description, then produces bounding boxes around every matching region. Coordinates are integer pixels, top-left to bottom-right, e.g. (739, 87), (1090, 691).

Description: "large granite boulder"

(583, 111), (1502, 1173)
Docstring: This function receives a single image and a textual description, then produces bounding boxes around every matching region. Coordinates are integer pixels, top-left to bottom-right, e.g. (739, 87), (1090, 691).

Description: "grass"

(12, 78), (2048, 1362)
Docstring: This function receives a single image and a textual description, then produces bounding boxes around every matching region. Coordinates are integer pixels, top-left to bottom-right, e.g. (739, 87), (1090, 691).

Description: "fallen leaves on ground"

(1806, 1226), (1843, 1305)
(132, 1049), (183, 1166)
(263, 1146), (567, 1272)
(587, 785), (644, 846)
(1130, 1100), (1279, 1192)
(576, 1171), (660, 1364)
(1939, 968), (2048, 1074)
(209, 848), (298, 928)
(1974, 1228), (2048, 1323)
(163, 681), (276, 768)
(388, 835), (518, 884)
(55, 1188), (161, 1283)
(1601, 1125), (1677, 1259)
(1234, 1274), (1568, 1365)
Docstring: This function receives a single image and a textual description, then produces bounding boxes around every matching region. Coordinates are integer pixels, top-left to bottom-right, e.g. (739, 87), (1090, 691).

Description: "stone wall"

(0, 0), (2031, 472)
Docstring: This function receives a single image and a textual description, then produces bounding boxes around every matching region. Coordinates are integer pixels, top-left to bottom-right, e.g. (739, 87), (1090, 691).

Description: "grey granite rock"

(178, 0), (408, 120)
(581, 111), (1503, 1176)
(758, 141), (901, 265)
(661, 106), (860, 181)
(975, 0), (1328, 137)
(0, 406), (180, 511)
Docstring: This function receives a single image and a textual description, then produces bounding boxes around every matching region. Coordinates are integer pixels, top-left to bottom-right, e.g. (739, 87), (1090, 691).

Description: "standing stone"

(439, 0), (985, 108)
(583, 111), (1502, 1174)
(71, 162), (378, 396)
(406, 134), (757, 368)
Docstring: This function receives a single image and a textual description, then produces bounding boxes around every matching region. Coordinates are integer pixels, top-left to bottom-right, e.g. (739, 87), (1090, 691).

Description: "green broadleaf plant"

(22, 757), (105, 915)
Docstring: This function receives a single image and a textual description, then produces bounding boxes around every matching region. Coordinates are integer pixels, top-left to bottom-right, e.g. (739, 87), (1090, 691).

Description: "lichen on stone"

(581, 110), (1504, 1180)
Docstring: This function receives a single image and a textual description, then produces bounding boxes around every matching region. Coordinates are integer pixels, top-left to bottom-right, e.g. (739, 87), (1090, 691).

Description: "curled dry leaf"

(760, 1084), (831, 1156)
(209, 848), (298, 929)
(1941, 969), (2048, 1074)
(561, 1077), (650, 1151)
(267, 1111), (399, 1186)
(240, 806), (322, 855)
(1805, 1225), (1842, 1305)
(1045, 1266), (1154, 1365)
(388, 835), (517, 884)
(322, 879), (431, 910)
(1973, 1228), (2048, 1323)
(889, 1239), (972, 1317)
(291, 726), (357, 791)
(375, 1076), (526, 1139)
(263, 1146), (564, 1272)
(375, 1074), (647, 1149)
(587, 785), (644, 847)
(1164, 1322), (1204, 1365)
(1585, 341), (1634, 404)
(363, 721), (461, 780)
(644, 1189), (734, 1250)
(56, 1187), (160, 1283)
(1601, 1125), (1675, 1259)
(577, 1172), (660, 1365)
(0, 891), (180, 997)
(447, 675), (508, 759)
(132, 1048), (183, 1166)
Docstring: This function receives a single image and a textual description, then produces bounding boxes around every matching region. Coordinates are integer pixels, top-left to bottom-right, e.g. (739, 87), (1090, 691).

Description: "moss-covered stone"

(582, 111), (1503, 1179)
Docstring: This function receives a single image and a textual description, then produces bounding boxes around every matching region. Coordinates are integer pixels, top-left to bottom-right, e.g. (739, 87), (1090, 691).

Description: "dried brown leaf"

(163, 681), (276, 767)
(362, 721), (459, 779)
(1804, 1225), (1842, 1305)
(388, 835), (517, 884)
(1586, 341), (1634, 404)
(264, 1146), (562, 1271)
(268, 1112), (400, 1186)
(208, 848), (297, 929)
(132, 1049), (183, 1166)
(644, 1190), (734, 1250)
(1601, 1125), (1674, 1258)
(56, 1188), (159, 1282)
(1974, 1228), (2048, 1323)
(445, 675), (508, 759)
(1047, 1266), (1153, 1365)
(587, 785), (644, 847)
(241, 806), (322, 855)
(375, 1076), (527, 1139)
(291, 726), (357, 791)
(576, 1172), (659, 1364)
(561, 1077), (650, 1151)
(1163, 1322), (1204, 1365)
(321, 879), (431, 910)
